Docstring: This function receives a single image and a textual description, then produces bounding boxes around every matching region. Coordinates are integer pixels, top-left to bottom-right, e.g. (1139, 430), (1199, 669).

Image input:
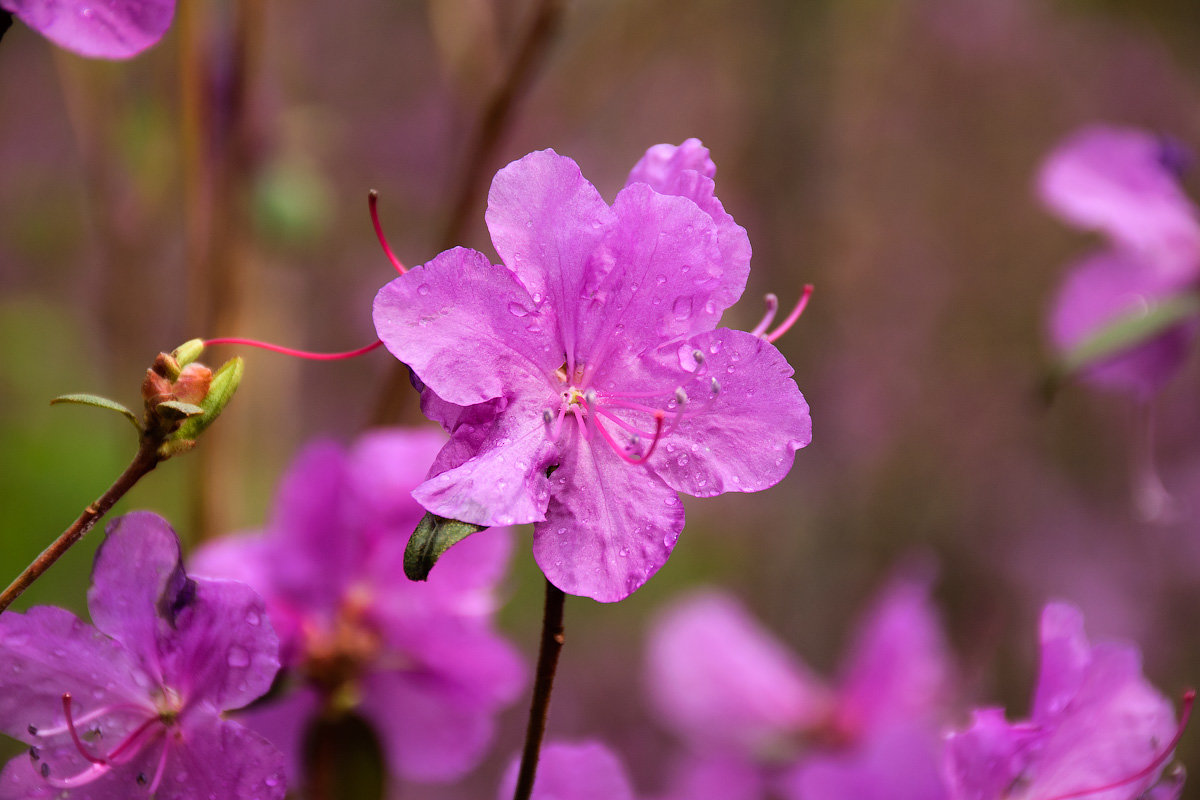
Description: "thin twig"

(368, 0), (565, 426)
(0, 437), (162, 614)
(512, 579), (566, 800)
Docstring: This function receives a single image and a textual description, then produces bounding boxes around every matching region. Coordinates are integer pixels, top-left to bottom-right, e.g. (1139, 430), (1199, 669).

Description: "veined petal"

(154, 708), (286, 800)
(160, 578), (280, 712)
(498, 742), (637, 800)
(373, 247), (562, 406)
(88, 512), (194, 683)
(577, 184), (727, 372)
(486, 149), (615, 364)
(626, 138), (751, 310)
(1031, 602), (1092, 724)
(1049, 249), (1198, 397)
(413, 394), (557, 527)
(649, 329), (811, 497)
(533, 432), (685, 602)
(0, 0), (175, 59)
(225, 688), (320, 789)
(942, 709), (1040, 800)
(646, 590), (832, 752)
(782, 721), (948, 800)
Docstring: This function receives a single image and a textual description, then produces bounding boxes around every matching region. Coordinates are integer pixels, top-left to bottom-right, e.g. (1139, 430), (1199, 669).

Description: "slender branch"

(0, 437), (162, 614)
(368, 0), (565, 427)
(512, 579), (566, 800)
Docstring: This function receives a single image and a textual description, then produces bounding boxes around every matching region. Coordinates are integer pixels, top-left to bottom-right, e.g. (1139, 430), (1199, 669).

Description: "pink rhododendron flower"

(1039, 125), (1200, 395)
(944, 602), (1186, 800)
(0, 512), (286, 799)
(0, 0), (175, 59)
(498, 742), (637, 800)
(373, 139), (811, 602)
(646, 574), (953, 800)
(191, 429), (524, 785)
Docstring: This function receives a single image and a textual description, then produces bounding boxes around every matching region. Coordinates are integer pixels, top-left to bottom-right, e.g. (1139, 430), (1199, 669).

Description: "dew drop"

(417, 284), (430, 296)
(508, 302), (529, 317)
(677, 454), (689, 466)
(245, 610), (260, 626)
(227, 646), (251, 668)
(665, 496), (678, 506)
(672, 296), (694, 321)
(655, 274), (667, 285)
(619, 548), (628, 558)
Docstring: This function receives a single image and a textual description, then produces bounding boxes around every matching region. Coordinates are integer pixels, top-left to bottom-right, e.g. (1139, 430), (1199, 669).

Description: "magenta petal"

(533, 435), (685, 602)
(627, 139), (717, 186)
(1049, 250), (1198, 396)
(650, 329), (811, 497)
(658, 753), (766, 800)
(783, 722), (948, 800)
(1038, 125), (1200, 284)
(154, 709), (286, 800)
(486, 149), (615, 354)
(646, 590), (831, 750)
(346, 428), (447, 535)
(88, 511), (193, 680)
(1031, 602), (1092, 723)
(577, 184), (727, 370)
(414, 394), (558, 526)
(498, 742), (637, 800)
(230, 688), (321, 788)
(943, 709), (1040, 800)
(1, 0), (175, 59)
(0, 606), (150, 740)
(160, 578), (280, 712)
(358, 670), (500, 782)
(836, 574), (952, 735)
(373, 247), (561, 406)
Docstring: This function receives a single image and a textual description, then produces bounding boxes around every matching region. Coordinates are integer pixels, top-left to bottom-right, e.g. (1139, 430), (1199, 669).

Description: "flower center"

(302, 585), (385, 713)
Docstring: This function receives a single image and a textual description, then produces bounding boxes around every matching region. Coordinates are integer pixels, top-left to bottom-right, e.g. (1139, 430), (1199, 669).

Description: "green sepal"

(404, 512), (488, 581)
(50, 393), (142, 433)
(172, 338), (206, 368)
(155, 400), (204, 421)
(157, 439), (197, 459)
(1044, 292), (1200, 399)
(171, 356), (244, 444)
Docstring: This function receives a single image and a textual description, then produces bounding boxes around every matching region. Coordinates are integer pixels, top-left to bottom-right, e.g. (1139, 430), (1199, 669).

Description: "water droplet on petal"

(673, 296), (694, 321)
(655, 274), (667, 285)
(619, 548), (628, 557)
(508, 302), (530, 317)
(245, 610), (260, 626)
(417, 284), (430, 296)
(227, 646), (251, 668)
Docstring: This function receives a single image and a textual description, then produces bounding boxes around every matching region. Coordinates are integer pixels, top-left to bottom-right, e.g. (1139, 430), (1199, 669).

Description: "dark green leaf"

(404, 512), (488, 581)
(50, 393), (141, 433)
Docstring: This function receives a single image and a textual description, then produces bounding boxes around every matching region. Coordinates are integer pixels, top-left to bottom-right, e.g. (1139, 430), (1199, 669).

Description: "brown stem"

(368, 0), (565, 427)
(0, 437), (162, 615)
(512, 578), (566, 800)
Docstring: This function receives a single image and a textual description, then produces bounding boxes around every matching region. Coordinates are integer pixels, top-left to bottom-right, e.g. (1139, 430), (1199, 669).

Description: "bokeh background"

(4, 0), (1200, 797)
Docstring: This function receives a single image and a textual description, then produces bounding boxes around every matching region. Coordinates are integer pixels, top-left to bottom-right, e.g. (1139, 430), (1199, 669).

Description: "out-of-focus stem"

(368, 0), (565, 426)
(0, 438), (162, 615)
(511, 579), (566, 800)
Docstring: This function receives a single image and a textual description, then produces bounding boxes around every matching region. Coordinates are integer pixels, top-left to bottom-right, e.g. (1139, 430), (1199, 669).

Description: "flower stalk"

(512, 579), (567, 800)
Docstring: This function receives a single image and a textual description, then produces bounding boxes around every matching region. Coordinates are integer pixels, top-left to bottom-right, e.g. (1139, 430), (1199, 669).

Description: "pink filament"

(765, 284), (813, 343)
(749, 293), (780, 338)
(368, 190), (407, 275)
(590, 408), (666, 465)
(204, 337), (384, 361)
(1043, 689), (1194, 800)
(62, 694), (104, 765)
(43, 694), (163, 789)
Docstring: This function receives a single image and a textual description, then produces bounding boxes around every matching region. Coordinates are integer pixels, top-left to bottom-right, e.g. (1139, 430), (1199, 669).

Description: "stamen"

(692, 350), (705, 365)
(203, 337), (384, 361)
(62, 694), (105, 765)
(146, 736), (171, 794)
(749, 293), (780, 337)
(1043, 689), (1194, 800)
(710, 377), (721, 395)
(674, 387), (688, 407)
(592, 410), (666, 465)
(30, 703), (147, 738)
(764, 284), (813, 343)
(368, 190), (407, 275)
(543, 409), (555, 425)
(41, 761), (111, 789)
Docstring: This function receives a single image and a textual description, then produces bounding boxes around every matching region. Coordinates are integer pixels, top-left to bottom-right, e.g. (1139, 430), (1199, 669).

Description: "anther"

(368, 190), (407, 275)
(749, 293), (780, 338)
(1043, 688), (1194, 800)
(583, 389), (598, 407)
(692, 350), (705, 365)
(764, 285), (813, 343)
(543, 409), (555, 425)
(27, 725), (37, 736)
(710, 377), (721, 395)
(40, 763), (50, 778)
(137, 773), (147, 786)
(674, 387), (688, 406)
(28, 747), (40, 761)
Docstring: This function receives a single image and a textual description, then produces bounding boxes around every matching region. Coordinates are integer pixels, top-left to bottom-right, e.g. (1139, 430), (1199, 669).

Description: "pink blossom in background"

(646, 573), (953, 800)
(374, 140), (811, 602)
(944, 602), (1185, 800)
(191, 429), (524, 785)
(497, 742), (638, 800)
(0, 0), (175, 59)
(0, 512), (286, 799)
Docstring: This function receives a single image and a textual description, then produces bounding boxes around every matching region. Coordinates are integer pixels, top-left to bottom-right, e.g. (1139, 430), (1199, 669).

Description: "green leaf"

(1045, 292), (1200, 396)
(50, 393), (141, 433)
(171, 356), (244, 444)
(155, 400), (204, 421)
(404, 512), (488, 581)
(172, 339), (205, 368)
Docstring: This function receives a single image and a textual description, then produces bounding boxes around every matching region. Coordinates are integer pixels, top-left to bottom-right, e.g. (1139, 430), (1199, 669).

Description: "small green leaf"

(404, 512), (488, 581)
(171, 356), (244, 443)
(1046, 292), (1200, 396)
(172, 339), (205, 368)
(155, 400), (204, 421)
(50, 393), (141, 433)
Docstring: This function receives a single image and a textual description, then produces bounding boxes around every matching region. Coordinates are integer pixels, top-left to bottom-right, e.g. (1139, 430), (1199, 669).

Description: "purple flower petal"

(414, 393), (558, 526)
(159, 578), (279, 712)
(151, 708), (286, 800)
(534, 436), (686, 602)
(1031, 601), (1092, 723)
(0, 0), (175, 59)
(649, 329), (811, 497)
(345, 428), (447, 535)
(486, 149), (615, 356)
(374, 247), (561, 407)
(943, 708), (1041, 800)
(87, 511), (194, 683)
(1049, 249), (1198, 397)
(646, 590), (832, 751)
(1038, 125), (1200, 285)
(498, 742), (637, 800)
(783, 721), (948, 800)
(626, 138), (751, 314)
(227, 688), (321, 788)
(658, 753), (766, 800)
